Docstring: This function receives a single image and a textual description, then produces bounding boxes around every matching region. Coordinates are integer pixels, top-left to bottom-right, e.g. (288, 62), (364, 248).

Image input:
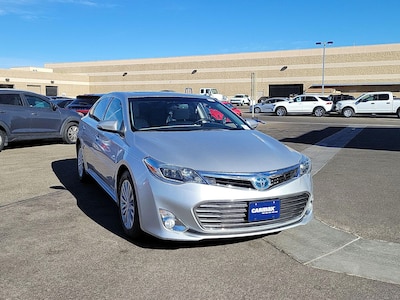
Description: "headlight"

(144, 157), (206, 184)
(299, 155), (312, 176)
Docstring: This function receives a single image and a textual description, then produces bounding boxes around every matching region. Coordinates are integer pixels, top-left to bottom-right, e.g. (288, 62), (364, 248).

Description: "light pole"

(315, 41), (333, 95)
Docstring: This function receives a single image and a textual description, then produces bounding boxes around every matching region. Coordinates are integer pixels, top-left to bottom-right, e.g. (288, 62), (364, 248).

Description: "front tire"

(313, 107), (326, 117)
(254, 107), (261, 113)
(77, 143), (89, 182)
(63, 122), (78, 144)
(118, 171), (141, 239)
(0, 130), (6, 152)
(342, 107), (354, 118)
(275, 107), (287, 116)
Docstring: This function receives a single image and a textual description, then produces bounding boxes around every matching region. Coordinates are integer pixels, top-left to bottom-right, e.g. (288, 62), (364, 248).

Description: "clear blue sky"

(0, 0), (399, 69)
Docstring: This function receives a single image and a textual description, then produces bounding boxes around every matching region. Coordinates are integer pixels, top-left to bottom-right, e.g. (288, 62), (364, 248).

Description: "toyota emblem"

(252, 176), (270, 191)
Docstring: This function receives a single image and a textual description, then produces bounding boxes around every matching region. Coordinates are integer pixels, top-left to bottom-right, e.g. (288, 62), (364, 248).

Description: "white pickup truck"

(199, 88), (227, 101)
(336, 92), (400, 118)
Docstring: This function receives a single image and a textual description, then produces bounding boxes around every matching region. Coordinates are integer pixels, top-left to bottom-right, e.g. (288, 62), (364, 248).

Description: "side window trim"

(89, 96), (112, 121)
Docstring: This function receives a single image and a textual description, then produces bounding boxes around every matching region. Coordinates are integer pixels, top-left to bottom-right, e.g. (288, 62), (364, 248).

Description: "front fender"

(59, 117), (80, 135)
(0, 120), (11, 136)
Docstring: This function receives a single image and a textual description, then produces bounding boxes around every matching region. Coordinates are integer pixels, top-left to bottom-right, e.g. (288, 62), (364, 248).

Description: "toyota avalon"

(76, 92), (313, 241)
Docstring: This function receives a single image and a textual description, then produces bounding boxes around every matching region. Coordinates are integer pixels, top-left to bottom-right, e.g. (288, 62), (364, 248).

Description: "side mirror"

(97, 120), (124, 135)
(245, 118), (260, 129)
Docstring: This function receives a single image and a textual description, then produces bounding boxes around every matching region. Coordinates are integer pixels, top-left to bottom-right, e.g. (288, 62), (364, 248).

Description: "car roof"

(0, 89), (50, 99)
(104, 91), (212, 101)
(0, 88), (36, 94)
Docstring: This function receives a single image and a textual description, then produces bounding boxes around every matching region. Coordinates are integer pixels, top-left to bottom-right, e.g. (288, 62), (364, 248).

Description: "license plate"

(248, 200), (280, 222)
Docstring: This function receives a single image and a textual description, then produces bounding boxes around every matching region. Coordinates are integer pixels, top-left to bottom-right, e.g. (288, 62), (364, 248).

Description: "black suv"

(329, 94), (355, 111)
(0, 89), (81, 151)
(66, 94), (103, 116)
(257, 96), (269, 103)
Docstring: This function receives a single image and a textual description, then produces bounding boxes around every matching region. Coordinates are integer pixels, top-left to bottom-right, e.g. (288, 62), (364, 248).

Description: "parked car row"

(248, 92), (400, 118)
(249, 94), (333, 117)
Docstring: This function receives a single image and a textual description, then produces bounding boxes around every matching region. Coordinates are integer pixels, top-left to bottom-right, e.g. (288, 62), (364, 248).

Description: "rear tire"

(118, 171), (142, 239)
(397, 109), (400, 118)
(275, 107), (287, 116)
(313, 107), (326, 117)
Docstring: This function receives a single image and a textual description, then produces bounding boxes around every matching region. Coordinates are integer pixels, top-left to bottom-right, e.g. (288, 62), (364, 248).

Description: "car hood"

(131, 130), (301, 172)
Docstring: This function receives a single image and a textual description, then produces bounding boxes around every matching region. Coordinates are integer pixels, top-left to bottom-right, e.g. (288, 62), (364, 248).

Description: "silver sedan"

(250, 97), (289, 113)
(77, 92), (313, 241)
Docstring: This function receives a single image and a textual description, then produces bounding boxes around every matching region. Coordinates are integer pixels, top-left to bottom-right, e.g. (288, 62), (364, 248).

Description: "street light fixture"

(315, 41), (333, 95)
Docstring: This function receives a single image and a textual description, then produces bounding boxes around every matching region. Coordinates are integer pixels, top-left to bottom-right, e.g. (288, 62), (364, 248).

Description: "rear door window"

(0, 94), (22, 106)
(377, 94), (389, 101)
(25, 94), (51, 108)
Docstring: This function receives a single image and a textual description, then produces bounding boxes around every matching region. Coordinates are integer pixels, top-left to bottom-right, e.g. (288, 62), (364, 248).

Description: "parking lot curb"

(265, 126), (400, 285)
(264, 218), (400, 285)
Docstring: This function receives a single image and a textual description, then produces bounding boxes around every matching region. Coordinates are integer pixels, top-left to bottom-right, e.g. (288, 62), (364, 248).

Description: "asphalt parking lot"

(1, 114), (400, 299)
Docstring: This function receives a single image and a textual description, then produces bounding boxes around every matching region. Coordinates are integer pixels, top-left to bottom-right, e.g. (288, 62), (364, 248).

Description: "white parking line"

(302, 126), (365, 176)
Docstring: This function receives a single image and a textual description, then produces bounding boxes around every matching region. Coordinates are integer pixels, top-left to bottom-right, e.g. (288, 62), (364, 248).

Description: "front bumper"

(136, 173), (313, 241)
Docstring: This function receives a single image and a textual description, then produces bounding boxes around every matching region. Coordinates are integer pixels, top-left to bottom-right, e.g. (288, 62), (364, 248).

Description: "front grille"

(203, 165), (299, 191)
(210, 177), (253, 189)
(270, 168), (298, 186)
(194, 193), (310, 230)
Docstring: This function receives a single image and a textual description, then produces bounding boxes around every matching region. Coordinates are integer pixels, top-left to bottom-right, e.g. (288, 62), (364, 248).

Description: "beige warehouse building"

(1, 43), (400, 99)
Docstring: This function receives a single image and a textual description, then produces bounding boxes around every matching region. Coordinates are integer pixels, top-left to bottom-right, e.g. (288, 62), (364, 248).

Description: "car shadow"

(280, 126), (345, 146)
(51, 158), (265, 249)
(281, 127), (400, 151)
(6, 139), (62, 150)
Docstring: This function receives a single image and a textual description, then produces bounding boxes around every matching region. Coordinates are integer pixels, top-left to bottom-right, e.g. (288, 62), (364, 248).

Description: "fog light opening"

(164, 217), (176, 230)
(305, 200), (313, 215)
(159, 209), (188, 232)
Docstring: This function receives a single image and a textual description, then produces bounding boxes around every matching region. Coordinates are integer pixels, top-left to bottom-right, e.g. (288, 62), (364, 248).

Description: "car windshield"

(129, 97), (249, 131)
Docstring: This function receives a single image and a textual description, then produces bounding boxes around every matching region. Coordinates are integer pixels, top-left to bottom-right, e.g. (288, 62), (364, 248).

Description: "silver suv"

(0, 89), (81, 151)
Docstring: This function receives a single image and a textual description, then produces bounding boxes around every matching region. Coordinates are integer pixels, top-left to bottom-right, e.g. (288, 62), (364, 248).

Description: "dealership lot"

(1, 115), (400, 299)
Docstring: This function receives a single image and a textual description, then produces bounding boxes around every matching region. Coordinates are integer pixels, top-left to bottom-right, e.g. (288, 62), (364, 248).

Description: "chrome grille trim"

(194, 193), (310, 230)
(201, 164), (299, 191)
